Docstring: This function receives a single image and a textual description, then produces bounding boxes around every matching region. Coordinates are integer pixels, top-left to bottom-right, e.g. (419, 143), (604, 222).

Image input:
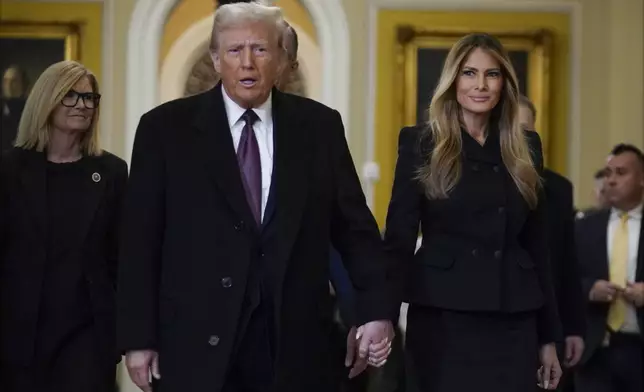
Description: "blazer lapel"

(263, 90), (312, 332)
(74, 156), (107, 245)
(190, 84), (258, 233)
(18, 150), (48, 240)
(261, 168), (277, 229)
(265, 90), (310, 254)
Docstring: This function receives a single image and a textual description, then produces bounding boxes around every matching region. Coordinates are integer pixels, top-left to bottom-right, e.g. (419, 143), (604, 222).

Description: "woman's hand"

(537, 343), (562, 390)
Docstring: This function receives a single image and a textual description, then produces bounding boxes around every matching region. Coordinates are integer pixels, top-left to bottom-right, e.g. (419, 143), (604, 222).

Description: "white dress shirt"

(222, 87), (274, 222)
(607, 204), (642, 333)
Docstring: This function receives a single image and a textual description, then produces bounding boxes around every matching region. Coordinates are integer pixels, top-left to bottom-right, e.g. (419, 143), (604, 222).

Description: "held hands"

(125, 350), (161, 392)
(537, 343), (562, 390)
(344, 320), (395, 378)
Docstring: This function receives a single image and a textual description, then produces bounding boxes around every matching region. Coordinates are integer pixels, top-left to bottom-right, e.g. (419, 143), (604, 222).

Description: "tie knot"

(242, 109), (259, 126)
(620, 212), (630, 223)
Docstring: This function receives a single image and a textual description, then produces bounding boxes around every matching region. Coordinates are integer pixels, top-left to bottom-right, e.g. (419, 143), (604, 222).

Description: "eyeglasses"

(61, 90), (101, 109)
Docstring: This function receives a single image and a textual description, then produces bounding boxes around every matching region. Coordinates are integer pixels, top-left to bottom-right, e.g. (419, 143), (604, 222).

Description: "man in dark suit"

(575, 144), (644, 392)
(117, 3), (393, 392)
(519, 96), (585, 390)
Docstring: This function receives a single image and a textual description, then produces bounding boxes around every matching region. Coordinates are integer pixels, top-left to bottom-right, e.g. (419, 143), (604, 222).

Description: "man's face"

(518, 103), (535, 131)
(2, 67), (25, 98)
(604, 152), (644, 210)
(211, 22), (283, 108)
(594, 176), (609, 208)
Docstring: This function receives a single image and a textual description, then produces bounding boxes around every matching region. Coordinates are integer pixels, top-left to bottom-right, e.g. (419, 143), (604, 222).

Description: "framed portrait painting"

(0, 22), (79, 152)
(396, 25), (553, 163)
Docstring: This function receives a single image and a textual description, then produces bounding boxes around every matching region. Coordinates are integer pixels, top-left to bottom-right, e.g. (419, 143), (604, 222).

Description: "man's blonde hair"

(15, 60), (102, 156)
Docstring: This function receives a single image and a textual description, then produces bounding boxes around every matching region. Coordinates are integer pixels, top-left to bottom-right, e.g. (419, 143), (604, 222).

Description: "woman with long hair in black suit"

(384, 33), (563, 392)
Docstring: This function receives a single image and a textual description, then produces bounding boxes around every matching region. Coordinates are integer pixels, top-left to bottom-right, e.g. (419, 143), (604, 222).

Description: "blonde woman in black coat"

(384, 33), (562, 392)
(0, 60), (127, 392)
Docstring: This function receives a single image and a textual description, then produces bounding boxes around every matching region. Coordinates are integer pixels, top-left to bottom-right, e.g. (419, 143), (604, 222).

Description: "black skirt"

(406, 304), (539, 392)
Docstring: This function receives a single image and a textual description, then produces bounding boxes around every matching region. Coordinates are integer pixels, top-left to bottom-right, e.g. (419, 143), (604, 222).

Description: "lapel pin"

(92, 172), (101, 183)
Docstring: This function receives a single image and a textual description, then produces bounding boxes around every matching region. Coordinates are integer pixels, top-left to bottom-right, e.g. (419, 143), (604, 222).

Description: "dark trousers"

(0, 324), (114, 392)
(223, 294), (275, 392)
(575, 333), (643, 392)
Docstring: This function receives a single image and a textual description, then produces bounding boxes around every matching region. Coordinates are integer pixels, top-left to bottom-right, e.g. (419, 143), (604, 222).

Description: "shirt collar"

(221, 86), (273, 129)
(611, 204), (643, 220)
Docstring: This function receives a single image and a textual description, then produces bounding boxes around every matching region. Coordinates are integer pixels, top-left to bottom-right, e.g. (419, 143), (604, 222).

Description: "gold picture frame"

(0, 22), (80, 61)
(396, 25), (553, 162)
(0, 22), (80, 151)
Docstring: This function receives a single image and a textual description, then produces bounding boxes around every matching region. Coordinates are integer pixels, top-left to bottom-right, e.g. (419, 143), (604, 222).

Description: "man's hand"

(623, 282), (644, 307)
(126, 350), (160, 392)
(564, 336), (584, 368)
(589, 280), (621, 302)
(344, 326), (366, 379)
(537, 343), (562, 390)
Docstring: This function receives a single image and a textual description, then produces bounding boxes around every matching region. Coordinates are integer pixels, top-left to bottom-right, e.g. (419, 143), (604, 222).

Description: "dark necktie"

(237, 109), (262, 225)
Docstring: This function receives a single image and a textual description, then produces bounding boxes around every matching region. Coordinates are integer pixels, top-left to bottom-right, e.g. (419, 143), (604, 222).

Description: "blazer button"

(498, 206), (505, 214)
(494, 250), (502, 259)
(471, 164), (480, 171)
(221, 277), (232, 288)
(234, 221), (245, 231)
(471, 249), (478, 257)
(493, 165), (500, 173)
(208, 335), (220, 346)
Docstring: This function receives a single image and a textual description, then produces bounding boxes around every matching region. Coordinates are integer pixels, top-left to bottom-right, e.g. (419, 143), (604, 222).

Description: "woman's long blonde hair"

(418, 33), (540, 208)
(15, 60), (102, 156)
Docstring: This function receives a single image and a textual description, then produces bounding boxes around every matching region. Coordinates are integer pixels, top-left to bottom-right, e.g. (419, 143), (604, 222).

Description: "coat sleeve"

(558, 179), (586, 337)
(382, 127), (423, 317)
(117, 113), (166, 353)
(522, 131), (563, 345)
(327, 109), (394, 325)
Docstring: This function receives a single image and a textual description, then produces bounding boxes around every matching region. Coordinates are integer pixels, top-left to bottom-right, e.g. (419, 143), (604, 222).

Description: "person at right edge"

(575, 144), (644, 392)
(383, 33), (562, 392)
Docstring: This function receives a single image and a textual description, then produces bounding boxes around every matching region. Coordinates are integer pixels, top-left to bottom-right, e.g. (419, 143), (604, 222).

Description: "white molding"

(298, 0), (351, 124)
(125, 0), (350, 166)
(100, 0), (114, 151)
(159, 17), (211, 104)
(124, 0), (177, 163)
(365, 0), (582, 204)
(159, 16), (322, 104)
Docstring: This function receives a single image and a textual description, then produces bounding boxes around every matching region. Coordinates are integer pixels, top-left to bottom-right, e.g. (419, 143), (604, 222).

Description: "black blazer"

(384, 125), (561, 345)
(0, 147), (127, 365)
(575, 210), (644, 364)
(116, 84), (390, 392)
(543, 169), (585, 338)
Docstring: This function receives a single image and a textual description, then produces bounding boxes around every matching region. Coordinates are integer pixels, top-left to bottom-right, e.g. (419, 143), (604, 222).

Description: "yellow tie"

(607, 212), (629, 332)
